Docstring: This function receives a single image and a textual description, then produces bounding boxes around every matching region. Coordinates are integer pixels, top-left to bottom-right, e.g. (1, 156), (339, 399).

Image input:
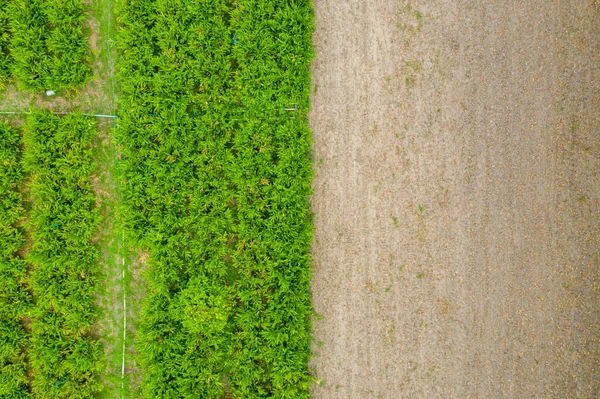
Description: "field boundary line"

(0, 111), (118, 118)
(104, 0), (127, 395)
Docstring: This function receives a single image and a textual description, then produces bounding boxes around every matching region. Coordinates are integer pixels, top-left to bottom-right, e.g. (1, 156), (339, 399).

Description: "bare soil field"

(309, 1), (600, 398)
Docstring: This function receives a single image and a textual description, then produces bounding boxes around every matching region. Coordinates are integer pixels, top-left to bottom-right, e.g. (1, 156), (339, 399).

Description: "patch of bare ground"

(123, 247), (148, 393)
(89, 124), (121, 394)
(90, 120), (142, 398)
(309, 0), (599, 398)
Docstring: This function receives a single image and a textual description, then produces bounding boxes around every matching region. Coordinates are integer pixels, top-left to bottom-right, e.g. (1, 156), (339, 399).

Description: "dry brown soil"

(309, 1), (600, 398)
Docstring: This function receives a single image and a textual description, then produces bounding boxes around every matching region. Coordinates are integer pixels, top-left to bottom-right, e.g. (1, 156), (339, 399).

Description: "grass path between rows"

(89, 0), (140, 396)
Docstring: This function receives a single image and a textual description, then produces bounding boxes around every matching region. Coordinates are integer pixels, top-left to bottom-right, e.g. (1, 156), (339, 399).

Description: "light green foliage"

(44, 0), (91, 89)
(0, 122), (30, 398)
(23, 111), (103, 398)
(7, 0), (47, 91)
(117, 0), (314, 396)
(8, 0), (91, 92)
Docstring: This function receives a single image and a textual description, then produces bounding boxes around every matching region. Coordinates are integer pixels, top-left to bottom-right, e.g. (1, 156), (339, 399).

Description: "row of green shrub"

(0, 122), (30, 398)
(117, 0), (314, 397)
(1, 0), (91, 92)
(0, 0), (11, 90)
(22, 111), (103, 398)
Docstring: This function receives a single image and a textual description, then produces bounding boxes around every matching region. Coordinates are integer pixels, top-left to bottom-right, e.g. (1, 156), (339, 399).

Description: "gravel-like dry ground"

(309, 1), (600, 398)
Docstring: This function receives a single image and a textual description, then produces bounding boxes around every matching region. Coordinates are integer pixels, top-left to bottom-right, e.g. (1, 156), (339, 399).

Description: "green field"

(117, 0), (314, 396)
(0, 0), (315, 397)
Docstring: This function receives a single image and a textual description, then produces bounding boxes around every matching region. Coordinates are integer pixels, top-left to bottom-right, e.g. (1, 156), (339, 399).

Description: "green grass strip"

(23, 111), (103, 398)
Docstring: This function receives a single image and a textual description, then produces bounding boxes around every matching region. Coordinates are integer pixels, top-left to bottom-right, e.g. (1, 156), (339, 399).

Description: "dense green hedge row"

(7, 0), (91, 92)
(0, 0), (12, 90)
(0, 122), (30, 398)
(117, 0), (314, 397)
(23, 111), (103, 398)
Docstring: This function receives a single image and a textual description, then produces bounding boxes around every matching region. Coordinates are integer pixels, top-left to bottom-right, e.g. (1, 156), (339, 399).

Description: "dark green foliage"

(0, 0), (12, 90)
(117, 0), (314, 397)
(0, 122), (30, 398)
(8, 0), (91, 92)
(22, 111), (102, 398)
